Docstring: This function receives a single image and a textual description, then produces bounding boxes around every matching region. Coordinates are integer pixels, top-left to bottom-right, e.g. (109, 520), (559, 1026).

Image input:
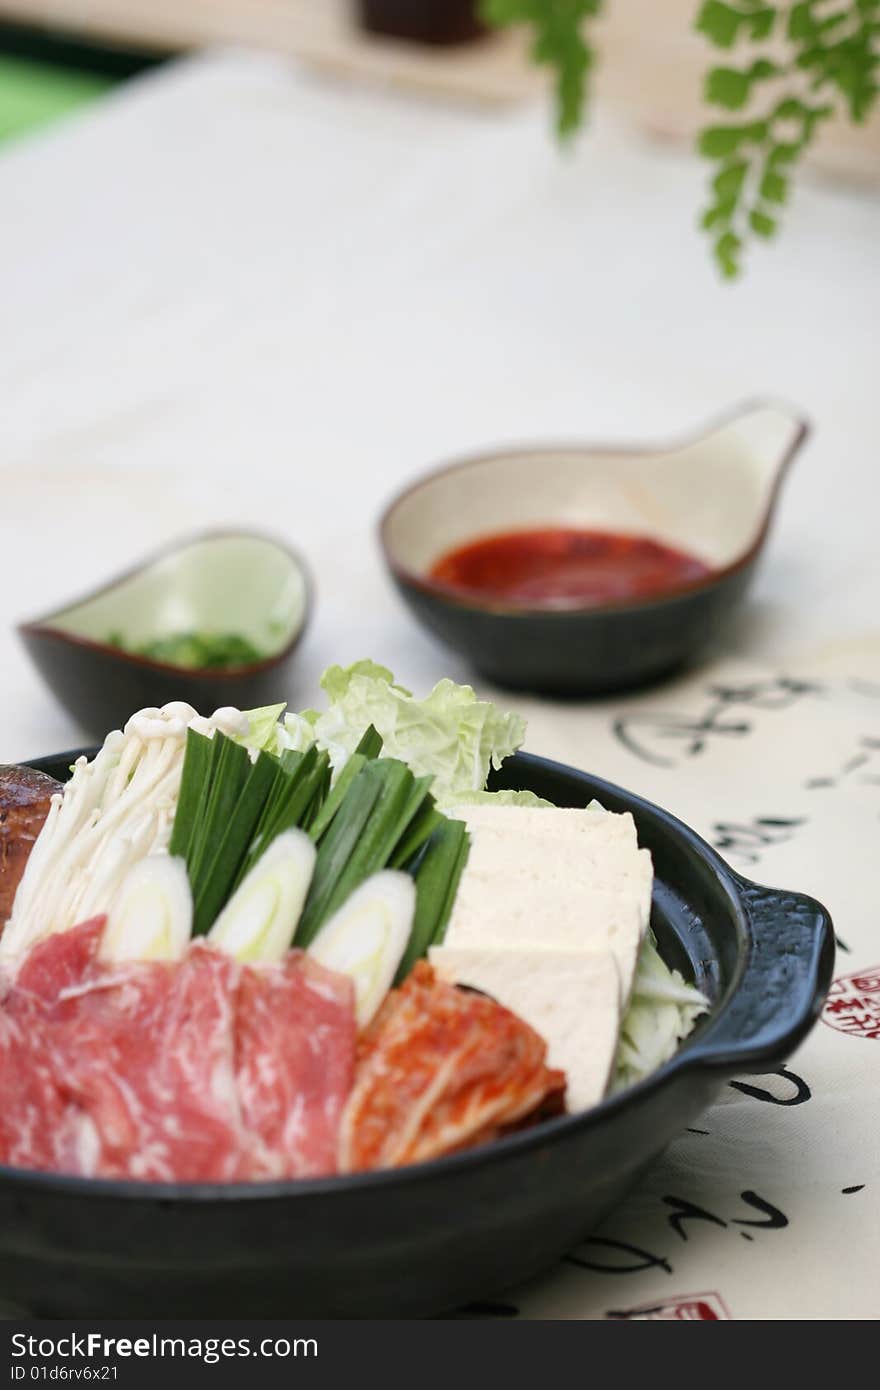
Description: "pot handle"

(687, 878), (835, 1073)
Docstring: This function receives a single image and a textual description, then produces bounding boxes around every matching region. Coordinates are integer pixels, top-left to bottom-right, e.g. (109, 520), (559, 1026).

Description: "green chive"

(389, 798), (443, 870)
(355, 724), (383, 759)
(238, 747), (329, 883)
(252, 749), (306, 848)
(191, 750), (279, 935)
(308, 754), (367, 842)
(263, 749), (330, 845)
(391, 775), (433, 845)
(187, 734), (251, 883)
(394, 819), (469, 983)
(431, 824), (470, 947)
(314, 760), (415, 930)
(168, 728), (212, 861)
(294, 765), (387, 947)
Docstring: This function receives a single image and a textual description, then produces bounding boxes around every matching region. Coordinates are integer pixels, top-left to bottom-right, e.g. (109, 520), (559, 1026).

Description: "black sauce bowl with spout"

(380, 402), (809, 695)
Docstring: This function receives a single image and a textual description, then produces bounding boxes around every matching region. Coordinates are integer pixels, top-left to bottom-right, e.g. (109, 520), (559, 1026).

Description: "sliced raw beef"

(11, 915), (105, 1006)
(0, 999), (69, 1172)
(142, 944), (252, 1182)
(236, 951), (356, 1179)
(20, 936), (248, 1182)
(338, 962), (566, 1172)
(0, 923), (357, 1183)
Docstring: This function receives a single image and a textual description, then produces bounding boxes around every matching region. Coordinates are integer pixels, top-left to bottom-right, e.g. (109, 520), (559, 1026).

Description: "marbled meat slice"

(11, 915), (106, 1006)
(0, 924), (357, 1182)
(0, 998), (70, 1172)
(130, 943), (251, 1182)
(338, 962), (566, 1172)
(6, 923), (250, 1181)
(69, 944), (249, 1182)
(1, 918), (113, 1175)
(236, 951), (356, 1179)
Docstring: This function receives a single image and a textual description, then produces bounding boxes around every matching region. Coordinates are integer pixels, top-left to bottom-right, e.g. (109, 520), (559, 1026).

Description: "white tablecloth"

(0, 49), (877, 1320)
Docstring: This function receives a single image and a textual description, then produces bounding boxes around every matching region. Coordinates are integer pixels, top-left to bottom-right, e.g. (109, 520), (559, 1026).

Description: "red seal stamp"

(822, 967), (880, 1040)
(606, 1292), (730, 1320)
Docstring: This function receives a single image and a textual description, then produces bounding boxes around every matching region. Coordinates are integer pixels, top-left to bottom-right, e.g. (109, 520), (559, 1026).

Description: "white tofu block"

(464, 831), (653, 928)
(453, 804), (639, 850)
(430, 945), (621, 1111)
(444, 801), (654, 1009)
(445, 877), (644, 1005)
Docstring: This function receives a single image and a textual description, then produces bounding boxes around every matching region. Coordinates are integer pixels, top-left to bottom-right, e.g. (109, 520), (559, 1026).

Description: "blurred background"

(0, 0), (877, 754)
(2, 1), (878, 173)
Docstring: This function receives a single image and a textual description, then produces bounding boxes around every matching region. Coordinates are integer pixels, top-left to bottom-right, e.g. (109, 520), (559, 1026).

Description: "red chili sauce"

(428, 528), (713, 607)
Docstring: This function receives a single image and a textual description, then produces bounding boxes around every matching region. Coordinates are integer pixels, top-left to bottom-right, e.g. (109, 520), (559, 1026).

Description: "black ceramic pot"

(0, 748), (833, 1317)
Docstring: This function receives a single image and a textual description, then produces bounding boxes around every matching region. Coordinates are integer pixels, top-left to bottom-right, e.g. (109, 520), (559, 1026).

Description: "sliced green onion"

(100, 855), (193, 962)
(307, 870), (415, 1028)
(208, 829), (316, 963)
(394, 819), (469, 983)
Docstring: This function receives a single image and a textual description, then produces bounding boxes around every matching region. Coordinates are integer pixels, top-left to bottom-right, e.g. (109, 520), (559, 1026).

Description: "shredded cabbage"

(451, 788), (553, 809)
(613, 934), (709, 1090)
(242, 661), (528, 808)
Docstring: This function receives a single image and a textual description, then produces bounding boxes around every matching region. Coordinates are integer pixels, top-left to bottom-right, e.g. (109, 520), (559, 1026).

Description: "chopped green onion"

(108, 630), (266, 670)
(100, 855), (193, 962)
(209, 829), (316, 963)
(307, 870), (415, 1028)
